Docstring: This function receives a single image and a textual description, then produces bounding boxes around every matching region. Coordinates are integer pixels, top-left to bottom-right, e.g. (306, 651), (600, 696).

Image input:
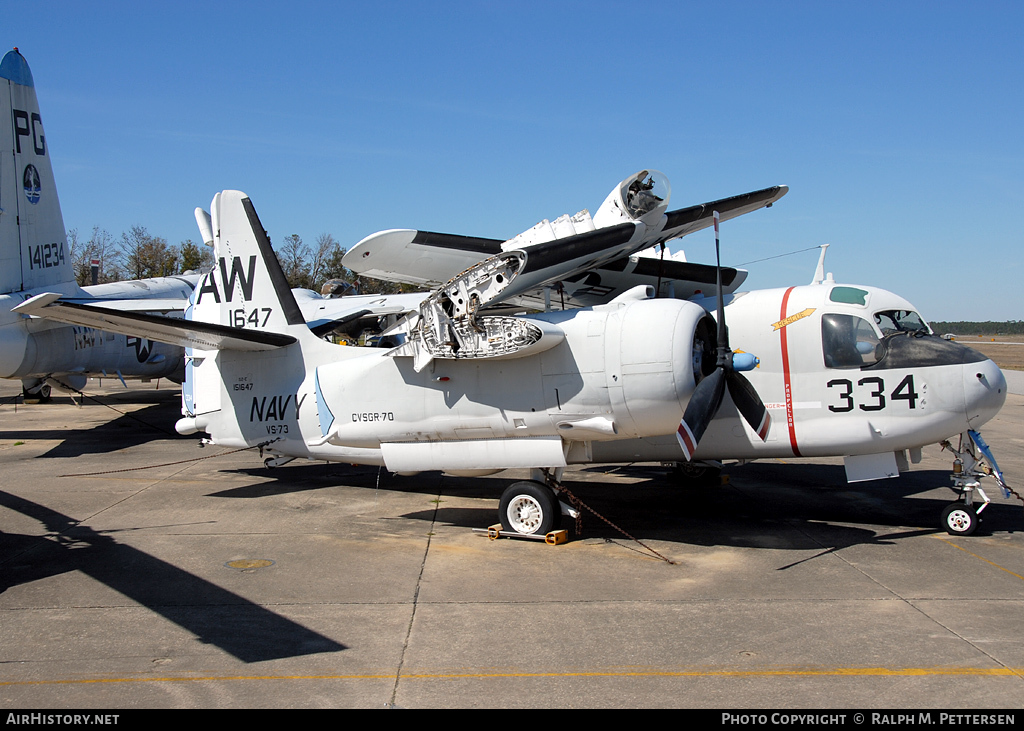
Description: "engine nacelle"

(545, 292), (713, 440)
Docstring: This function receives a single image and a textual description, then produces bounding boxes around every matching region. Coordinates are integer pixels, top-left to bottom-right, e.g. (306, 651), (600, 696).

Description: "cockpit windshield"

(874, 310), (931, 336)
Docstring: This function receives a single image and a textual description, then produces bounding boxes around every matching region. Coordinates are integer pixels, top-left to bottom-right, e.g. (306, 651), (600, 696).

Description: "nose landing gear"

(939, 430), (1012, 536)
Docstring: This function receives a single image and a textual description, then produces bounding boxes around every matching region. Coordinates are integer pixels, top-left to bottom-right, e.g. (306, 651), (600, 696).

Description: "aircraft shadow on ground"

(0, 489), (346, 663)
(563, 462), (1022, 547)
(0, 397), (187, 459)
(412, 463), (1019, 550)
(196, 459), (1020, 552)
(208, 462), (491, 500)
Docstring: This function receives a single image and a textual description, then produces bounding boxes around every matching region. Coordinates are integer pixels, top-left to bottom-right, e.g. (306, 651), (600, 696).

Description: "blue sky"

(7, 1), (1022, 320)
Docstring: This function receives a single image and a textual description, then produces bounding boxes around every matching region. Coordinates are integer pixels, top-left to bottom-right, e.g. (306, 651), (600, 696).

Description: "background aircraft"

(16, 175), (1010, 538)
(0, 48), (425, 401)
(0, 48), (193, 400)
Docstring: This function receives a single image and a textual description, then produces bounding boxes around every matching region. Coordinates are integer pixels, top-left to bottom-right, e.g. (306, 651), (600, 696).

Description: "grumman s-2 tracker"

(15, 171), (1011, 539)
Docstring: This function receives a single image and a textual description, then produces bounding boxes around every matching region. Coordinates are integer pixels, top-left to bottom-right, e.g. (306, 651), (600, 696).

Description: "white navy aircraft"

(0, 48), (194, 399)
(16, 173), (1010, 539)
(0, 48), (423, 401)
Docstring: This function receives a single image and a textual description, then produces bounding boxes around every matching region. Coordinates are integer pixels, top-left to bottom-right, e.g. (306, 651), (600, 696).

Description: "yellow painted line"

(934, 536), (1024, 582)
(3, 667), (1023, 686)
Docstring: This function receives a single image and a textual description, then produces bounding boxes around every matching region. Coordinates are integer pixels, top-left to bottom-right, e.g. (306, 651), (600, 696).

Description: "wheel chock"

(474, 525), (569, 544)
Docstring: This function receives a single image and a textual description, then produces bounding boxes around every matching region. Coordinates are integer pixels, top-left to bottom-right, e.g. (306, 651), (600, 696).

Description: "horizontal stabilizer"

(13, 293), (295, 351)
(57, 297), (188, 313)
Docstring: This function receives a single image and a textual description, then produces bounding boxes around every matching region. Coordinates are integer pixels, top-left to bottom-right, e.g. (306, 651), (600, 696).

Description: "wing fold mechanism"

(388, 172), (785, 371)
(393, 250), (565, 372)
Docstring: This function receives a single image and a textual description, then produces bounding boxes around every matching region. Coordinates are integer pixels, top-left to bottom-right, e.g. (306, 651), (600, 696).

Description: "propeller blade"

(675, 210), (770, 461)
(677, 368), (725, 461)
(726, 370), (772, 441)
(713, 210), (728, 353)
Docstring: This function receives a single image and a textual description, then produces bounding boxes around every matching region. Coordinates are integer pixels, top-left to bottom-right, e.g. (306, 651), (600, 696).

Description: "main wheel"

(22, 383), (51, 404)
(941, 502), (978, 536)
(499, 481), (561, 536)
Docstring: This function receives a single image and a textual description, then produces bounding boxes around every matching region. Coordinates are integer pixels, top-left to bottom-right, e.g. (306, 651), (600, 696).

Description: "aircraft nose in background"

(965, 358), (1006, 429)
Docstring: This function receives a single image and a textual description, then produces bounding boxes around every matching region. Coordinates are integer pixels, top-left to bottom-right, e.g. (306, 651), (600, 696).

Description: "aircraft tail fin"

(191, 190), (308, 336)
(183, 190), (320, 424)
(0, 48), (73, 294)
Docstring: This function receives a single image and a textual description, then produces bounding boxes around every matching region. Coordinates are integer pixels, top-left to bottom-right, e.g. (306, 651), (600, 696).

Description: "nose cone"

(965, 359), (1006, 429)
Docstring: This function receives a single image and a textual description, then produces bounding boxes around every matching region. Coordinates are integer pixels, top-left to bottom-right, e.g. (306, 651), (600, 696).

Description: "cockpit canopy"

(821, 309), (932, 369)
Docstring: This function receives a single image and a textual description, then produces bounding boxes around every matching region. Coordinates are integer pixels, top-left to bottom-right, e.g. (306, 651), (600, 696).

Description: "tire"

(942, 502), (978, 536)
(499, 481), (561, 536)
(22, 383), (51, 404)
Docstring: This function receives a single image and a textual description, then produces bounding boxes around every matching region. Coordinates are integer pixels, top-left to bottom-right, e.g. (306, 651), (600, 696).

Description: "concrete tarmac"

(1, 380), (1022, 709)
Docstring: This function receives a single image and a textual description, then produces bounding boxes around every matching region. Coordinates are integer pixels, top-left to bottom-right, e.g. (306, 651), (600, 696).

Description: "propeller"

(676, 211), (771, 461)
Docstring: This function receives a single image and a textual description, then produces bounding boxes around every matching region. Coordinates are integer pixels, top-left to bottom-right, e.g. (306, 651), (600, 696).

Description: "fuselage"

(188, 280), (1006, 472)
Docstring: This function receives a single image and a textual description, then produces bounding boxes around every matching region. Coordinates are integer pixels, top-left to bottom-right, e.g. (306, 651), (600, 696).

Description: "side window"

(821, 314), (881, 368)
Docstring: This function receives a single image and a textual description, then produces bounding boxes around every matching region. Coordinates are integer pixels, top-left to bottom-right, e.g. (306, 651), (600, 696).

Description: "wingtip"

(765, 185), (789, 208)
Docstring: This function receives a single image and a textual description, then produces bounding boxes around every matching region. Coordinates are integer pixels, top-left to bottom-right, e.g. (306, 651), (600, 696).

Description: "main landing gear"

(939, 430), (1012, 537)
(495, 469), (578, 539)
(941, 502), (978, 537)
(21, 381), (51, 404)
(499, 481), (561, 535)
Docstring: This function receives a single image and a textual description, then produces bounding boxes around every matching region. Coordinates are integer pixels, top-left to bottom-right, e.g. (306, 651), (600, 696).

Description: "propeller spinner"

(676, 212), (771, 460)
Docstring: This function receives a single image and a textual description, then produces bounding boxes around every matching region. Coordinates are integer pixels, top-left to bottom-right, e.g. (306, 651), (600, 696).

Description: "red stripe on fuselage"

(779, 287), (802, 457)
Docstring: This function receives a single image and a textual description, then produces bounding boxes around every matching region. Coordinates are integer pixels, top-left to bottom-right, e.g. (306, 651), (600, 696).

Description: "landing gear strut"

(667, 460), (723, 487)
(939, 430), (1011, 537)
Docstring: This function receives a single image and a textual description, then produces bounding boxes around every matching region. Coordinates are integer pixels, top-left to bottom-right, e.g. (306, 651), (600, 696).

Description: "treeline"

(67, 226), (416, 295)
(930, 321), (1024, 336)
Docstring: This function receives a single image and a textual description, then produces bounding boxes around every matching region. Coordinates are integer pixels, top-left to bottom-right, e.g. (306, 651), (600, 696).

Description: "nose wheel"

(941, 502), (979, 536)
